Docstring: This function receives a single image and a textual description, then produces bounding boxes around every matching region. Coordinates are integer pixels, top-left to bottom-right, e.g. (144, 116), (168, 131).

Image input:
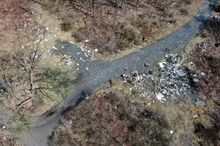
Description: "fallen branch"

(16, 97), (32, 108)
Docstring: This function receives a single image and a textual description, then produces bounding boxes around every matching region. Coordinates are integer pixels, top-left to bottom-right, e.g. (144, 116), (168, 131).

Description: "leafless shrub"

(0, 43), (75, 109)
(179, 8), (189, 15)
(203, 17), (220, 43)
(0, 0), (32, 30)
(194, 106), (220, 146)
(211, 1), (220, 13)
(44, 0), (189, 54)
(193, 17), (220, 100)
(50, 92), (172, 146)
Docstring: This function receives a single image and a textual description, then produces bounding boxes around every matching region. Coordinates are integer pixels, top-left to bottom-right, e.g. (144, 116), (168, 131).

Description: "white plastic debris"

(193, 114), (198, 118)
(156, 92), (165, 101)
(52, 46), (57, 50)
(159, 62), (166, 69)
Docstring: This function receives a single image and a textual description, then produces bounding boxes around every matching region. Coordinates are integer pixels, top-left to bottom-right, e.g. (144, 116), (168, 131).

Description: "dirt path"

(19, 0), (213, 145)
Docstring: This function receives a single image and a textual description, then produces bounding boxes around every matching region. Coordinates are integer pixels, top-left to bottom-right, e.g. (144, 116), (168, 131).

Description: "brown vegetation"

(0, 0), (32, 30)
(0, 131), (20, 146)
(50, 91), (172, 146)
(42, 0), (201, 55)
(0, 44), (76, 113)
(191, 16), (220, 146)
(193, 17), (220, 101)
(50, 78), (215, 146)
(0, 0), (76, 114)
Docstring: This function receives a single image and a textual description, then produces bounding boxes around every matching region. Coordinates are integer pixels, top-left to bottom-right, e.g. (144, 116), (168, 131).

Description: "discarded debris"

(154, 54), (197, 100)
(156, 92), (166, 101)
(62, 55), (73, 66)
(121, 53), (199, 102)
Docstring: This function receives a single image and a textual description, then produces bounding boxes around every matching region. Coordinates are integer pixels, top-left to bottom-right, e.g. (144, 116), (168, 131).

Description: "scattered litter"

(159, 61), (166, 69)
(121, 53), (199, 102)
(121, 71), (147, 96)
(62, 55), (73, 66)
(156, 92), (166, 101)
(144, 63), (150, 68)
(193, 114), (198, 118)
(155, 54), (197, 100)
(121, 71), (145, 85)
(52, 46), (57, 50)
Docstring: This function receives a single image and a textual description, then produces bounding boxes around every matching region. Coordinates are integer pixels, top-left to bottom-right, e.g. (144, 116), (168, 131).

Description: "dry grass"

(0, 0), (32, 30)
(50, 77), (216, 146)
(0, 1), (77, 115)
(42, 0), (202, 59)
(0, 131), (20, 146)
(181, 15), (220, 146)
(191, 17), (220, 102)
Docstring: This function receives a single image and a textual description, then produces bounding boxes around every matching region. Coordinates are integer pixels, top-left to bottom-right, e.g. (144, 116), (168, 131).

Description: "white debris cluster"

(81, 47), (98, 61)
(121, 71), (146, 85)
(62, 55), (73, 66)
(71, 41), (99, 61)
(121, 71), (149, 97)
(155, 54), (196, 100)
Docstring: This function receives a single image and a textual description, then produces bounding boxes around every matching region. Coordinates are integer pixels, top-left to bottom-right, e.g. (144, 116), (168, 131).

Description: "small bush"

(194, 107), (220, 146)
(116, 23), (142, 49)
(72, 32), (84, 42)
(193, 17), (220, 100)
(0, 0), (32, 30)
(212, 2), (220, 12)
(179, 8), (189, 15)
(60, 22), (72, 31)
(50, 92), (172, 146)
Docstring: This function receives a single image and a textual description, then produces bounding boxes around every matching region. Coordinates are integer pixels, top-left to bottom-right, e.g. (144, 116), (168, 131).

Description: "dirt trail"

(20, 0), (213, 145)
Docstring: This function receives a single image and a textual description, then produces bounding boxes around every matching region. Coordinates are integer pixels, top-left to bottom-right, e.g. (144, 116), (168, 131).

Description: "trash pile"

(155, 54), (197, 101)
(119, 54), (199, 101)
(121, 71), (146, 85)
(121, 71), (148, 97)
